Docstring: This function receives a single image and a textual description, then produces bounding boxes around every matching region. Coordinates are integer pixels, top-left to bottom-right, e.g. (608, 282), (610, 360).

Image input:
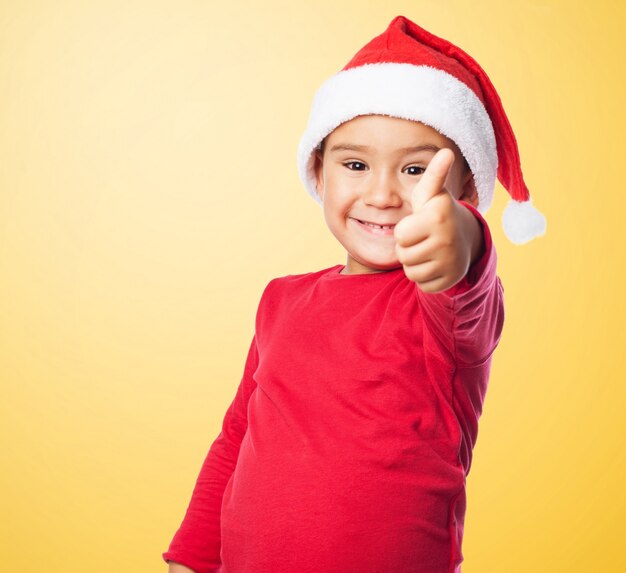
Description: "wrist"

(168, 561), (198, 573)
(460, 202), (485, 268)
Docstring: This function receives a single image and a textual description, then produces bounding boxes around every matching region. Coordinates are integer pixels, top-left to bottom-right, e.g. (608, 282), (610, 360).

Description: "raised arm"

(392, 148), (504, 366)
(416, 201), (505, 366)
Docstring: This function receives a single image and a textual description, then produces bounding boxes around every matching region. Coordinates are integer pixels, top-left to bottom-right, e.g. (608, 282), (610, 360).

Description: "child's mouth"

(351, 218), (396, 235)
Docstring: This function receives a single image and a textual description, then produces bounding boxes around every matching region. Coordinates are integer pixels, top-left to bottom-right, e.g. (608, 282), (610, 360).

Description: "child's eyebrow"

(328, 143), (441, 154)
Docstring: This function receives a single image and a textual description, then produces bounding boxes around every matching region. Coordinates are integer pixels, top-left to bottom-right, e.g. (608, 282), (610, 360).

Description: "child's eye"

(343, 161), (367, 171)
(404, 165), (426, 176)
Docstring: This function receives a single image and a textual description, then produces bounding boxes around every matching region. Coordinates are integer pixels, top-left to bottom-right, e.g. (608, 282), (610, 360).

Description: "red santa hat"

(297, 15), (547, 245)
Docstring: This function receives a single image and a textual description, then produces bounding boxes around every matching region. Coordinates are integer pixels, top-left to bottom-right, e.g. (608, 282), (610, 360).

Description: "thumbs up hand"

(393, 148), (485, 294)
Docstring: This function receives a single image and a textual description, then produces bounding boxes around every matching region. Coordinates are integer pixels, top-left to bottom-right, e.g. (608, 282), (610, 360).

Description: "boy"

(163, 15), (546, 573)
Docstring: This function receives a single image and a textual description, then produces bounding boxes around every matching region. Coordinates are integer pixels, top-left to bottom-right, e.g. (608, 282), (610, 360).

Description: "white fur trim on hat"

(501, 198), (547, 245)
(297, 62), (498, 214)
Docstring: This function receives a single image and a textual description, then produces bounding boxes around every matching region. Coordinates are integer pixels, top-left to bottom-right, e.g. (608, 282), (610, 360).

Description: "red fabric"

(344, 14), (531, 202)
(163, 203), (505, 573)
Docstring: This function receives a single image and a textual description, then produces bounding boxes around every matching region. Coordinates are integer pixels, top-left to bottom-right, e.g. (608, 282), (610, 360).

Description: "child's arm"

(168, 562), (196, 573)
(414, 201), (504, 366)
(162, 335), (260, 573)
(394, 149), (504, 366)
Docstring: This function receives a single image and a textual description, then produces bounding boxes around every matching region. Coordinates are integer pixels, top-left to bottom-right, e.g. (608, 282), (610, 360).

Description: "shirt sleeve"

(415, 201), (505, 367)
(162, 334), (259, 573)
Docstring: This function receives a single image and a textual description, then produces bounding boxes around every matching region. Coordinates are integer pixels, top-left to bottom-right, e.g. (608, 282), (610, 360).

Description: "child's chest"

(248, 278), (458, 455)
(255, 280), (431, 383)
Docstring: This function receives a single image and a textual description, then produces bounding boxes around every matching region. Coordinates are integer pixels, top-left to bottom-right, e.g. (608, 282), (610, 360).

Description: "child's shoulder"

(255, 265), (340, 316)
(268, 264), (341, 284)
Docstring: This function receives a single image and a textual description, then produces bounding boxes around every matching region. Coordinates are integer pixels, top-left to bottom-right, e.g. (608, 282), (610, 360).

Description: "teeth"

(360, 220), (393, 229)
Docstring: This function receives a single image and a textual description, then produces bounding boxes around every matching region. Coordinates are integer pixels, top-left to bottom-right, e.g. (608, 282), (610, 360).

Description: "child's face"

(313, 114), (478, 275)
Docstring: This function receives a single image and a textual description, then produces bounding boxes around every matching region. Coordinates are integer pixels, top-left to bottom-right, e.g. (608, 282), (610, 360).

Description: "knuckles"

(395, 196), (465, 289)
(393, 215), (417, 246)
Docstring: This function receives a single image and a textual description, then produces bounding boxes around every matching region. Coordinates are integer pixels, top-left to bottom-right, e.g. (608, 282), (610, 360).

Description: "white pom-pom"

(501, 198), (547, 245)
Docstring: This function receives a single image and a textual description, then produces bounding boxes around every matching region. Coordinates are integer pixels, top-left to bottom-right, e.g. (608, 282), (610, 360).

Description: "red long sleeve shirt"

(163, 202), (505, 573)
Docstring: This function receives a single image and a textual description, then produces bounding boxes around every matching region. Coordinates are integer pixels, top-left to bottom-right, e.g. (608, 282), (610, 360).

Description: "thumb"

(411, 148), (455, 212)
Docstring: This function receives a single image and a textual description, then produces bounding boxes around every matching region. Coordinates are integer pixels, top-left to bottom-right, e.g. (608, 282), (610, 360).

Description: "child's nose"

(361, 171), (404, 208)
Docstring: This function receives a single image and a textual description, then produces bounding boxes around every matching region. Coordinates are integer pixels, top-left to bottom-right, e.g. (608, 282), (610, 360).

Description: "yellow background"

(1, 1), (624, 571)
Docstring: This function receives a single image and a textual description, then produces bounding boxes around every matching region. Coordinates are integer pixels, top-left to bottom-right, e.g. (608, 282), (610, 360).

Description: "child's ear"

(313, 149), (324, 200)
(457, 169), (478, 207)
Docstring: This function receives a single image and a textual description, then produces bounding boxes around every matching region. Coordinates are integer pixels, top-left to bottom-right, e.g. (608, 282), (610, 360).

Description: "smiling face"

(313, 114), (478, 275)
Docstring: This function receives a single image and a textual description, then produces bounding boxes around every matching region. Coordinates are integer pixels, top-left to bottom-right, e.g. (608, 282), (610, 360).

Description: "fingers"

(410, 148), (455, 212)
(395, 236), (436, 267)
(400, 258), (444, 287)
(393, 212), (430, 247)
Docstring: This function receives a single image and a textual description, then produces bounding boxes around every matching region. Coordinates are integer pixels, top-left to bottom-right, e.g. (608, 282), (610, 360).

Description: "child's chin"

(354, 255), (402, 272)
(376, 261), (403, 272)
